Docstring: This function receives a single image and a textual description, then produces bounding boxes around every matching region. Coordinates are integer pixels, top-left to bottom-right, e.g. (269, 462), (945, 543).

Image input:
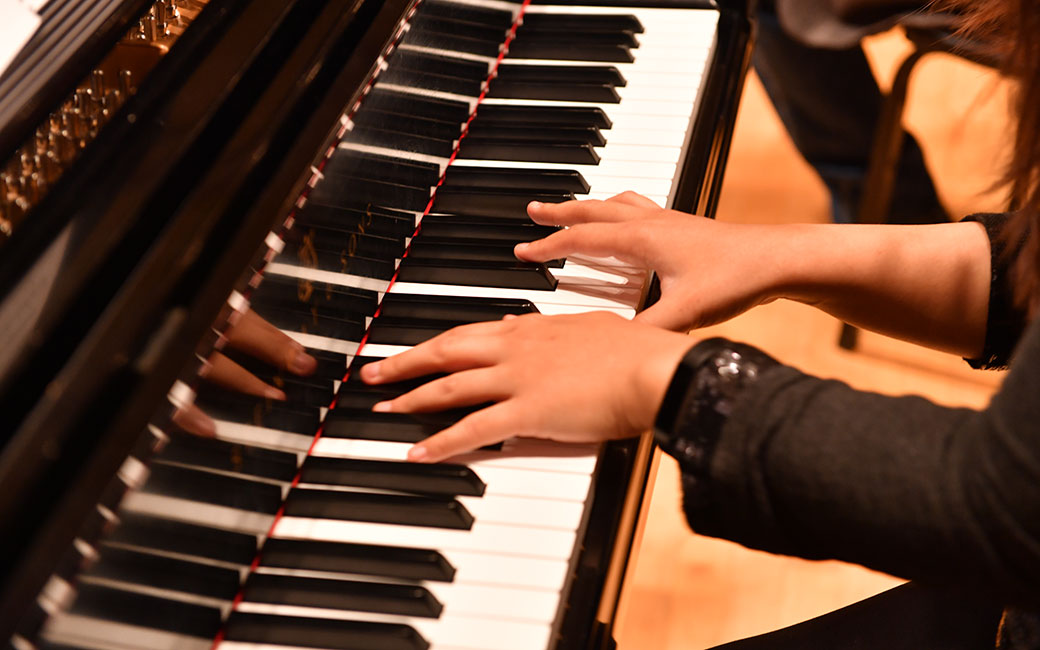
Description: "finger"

(361, 320), (514, 384)
(172, 405), (216, 438)
(515, 222), (646, 264)
(633, 299), (691, 332)
(606, 191), (661, 209)
(527, 198), (640, 227)
(203, 352), (286, 400)
(407, 403), (518, 463)
(373, 368), (510, 414)
(226, 309), (317, 376)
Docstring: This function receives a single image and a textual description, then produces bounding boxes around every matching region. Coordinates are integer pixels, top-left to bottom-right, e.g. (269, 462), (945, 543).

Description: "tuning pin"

(163, 0), (180, 22)
(118, 70), (133, 98)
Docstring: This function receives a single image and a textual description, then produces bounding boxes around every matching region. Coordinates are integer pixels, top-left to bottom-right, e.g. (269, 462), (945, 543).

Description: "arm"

(519, 194), (992, 357)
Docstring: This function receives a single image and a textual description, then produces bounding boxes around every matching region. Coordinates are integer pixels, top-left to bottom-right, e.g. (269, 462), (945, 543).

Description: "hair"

(943, 0), (1040, 312)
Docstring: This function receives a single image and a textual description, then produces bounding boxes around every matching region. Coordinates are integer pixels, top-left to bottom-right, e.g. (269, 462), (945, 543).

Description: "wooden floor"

(612, 27), (1014, 649)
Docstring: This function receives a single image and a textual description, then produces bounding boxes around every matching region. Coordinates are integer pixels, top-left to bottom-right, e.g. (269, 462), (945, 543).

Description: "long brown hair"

(946, 0), (1040, 311)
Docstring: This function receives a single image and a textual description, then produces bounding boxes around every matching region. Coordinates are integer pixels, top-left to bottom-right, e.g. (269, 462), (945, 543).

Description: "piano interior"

(0, 0), (751, 648)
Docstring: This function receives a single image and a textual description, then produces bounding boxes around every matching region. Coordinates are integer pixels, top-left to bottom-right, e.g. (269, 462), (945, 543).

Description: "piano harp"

(0, 0), (750, 648)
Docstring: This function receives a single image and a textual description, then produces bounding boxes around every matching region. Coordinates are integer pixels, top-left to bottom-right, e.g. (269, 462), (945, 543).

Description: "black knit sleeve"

(663, 320), (1040, 609)
(963, 213), (1028, 370)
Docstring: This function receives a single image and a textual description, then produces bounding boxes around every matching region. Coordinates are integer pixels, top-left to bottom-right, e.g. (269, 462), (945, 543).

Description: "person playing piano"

(357, 0), (1040, 647)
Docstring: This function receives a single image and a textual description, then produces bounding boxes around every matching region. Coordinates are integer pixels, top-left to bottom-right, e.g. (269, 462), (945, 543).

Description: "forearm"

(769, 220), (991, 357)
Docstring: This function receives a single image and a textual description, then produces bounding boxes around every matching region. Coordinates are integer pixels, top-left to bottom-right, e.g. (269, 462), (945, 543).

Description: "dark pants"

(751, 4), (948, 224)
(709, 582), (1003, 650)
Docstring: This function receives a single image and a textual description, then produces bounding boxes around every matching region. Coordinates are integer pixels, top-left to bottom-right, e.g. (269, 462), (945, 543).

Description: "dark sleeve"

(674, 319), (1040, 609)
(963, 212), (1029, 370)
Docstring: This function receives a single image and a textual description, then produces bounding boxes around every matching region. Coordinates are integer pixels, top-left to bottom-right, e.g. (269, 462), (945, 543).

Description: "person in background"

(358, 0), (1040, 647)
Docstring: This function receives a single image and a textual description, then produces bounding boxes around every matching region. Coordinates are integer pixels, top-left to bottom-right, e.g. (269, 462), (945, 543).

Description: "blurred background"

(614, 26), (1013, 649)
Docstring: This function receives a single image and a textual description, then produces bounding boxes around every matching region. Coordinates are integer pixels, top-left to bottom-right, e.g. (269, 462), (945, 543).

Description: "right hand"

(517, 192), (788, 332)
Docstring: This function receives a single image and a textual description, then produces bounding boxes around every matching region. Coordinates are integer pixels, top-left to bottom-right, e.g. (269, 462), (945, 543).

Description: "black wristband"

(653, 338), (778, 504)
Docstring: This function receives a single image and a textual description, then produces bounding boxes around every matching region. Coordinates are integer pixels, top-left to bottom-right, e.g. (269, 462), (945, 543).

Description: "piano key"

(308, 175), (431, 212)
(230, 603), (550, 650)
(243, 573), (443, 618)
(322, 408), (459, 443)
(349, 125), (456, 158)
(223, 610), (428, 650)
(430, 187), (573, 219)
(418, 217), (558, 243)
(284, 488), (475, 530)
(376, 293), (539, 321)
(507, 40), (632, 63)
(159, 430), (300, 482)
(519, 12), (644, 33)
(471, 104), (611, 129)
(311, 437), (600, 475)
(458, 138), (599, 165)
(283, 223), (408, 261)
(252, 304), (369, 341)
(420, 0), (515, 30)
(364, 88), (471, 125)
(295, 202), (418, 240)
(396, 258), (559, 291)
(390, 50), (490, 84)
(387, 279), (640, 312)
(273, 516), (575, 561)
(486, 78), (620, 103)
(121, 491), (274, 536)
(298, 456), (486, 497)
(85, 545), (242, 600)
(514, 25), (639, 49)
(495, 62), (626, 86)
(441, 166), (590, 193)
(259, 538), (456, 583)
(195, 388), (321, 434)
(409, 13), (509, 45)
(463, 123), (607, 146)
(324, 149), (444, 186)
(42, 614), (212, 650)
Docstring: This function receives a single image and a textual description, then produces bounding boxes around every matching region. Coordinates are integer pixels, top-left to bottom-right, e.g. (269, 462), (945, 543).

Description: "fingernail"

(360, 362), (381, 382)
(514, 242), (529, 252)
(372, 400), (393, 412)
(407, 445), (428, 462)
(527, 200), (543, 212)
(503, 314), (517, 320)
(264, 386), (287, 400)
(289, 350), (317, 375)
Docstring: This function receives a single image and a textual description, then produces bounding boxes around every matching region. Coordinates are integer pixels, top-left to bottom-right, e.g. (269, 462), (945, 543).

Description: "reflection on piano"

(0, 0), (750, 648)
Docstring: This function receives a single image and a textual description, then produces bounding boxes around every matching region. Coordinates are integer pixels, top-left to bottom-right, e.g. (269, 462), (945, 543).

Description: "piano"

(0, 0), (751, 648)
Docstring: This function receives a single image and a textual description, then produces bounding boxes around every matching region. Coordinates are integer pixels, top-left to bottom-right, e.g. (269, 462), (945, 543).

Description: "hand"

(516, 192), (786, 332)
(360, 311), (694, 463)
(173, 309), (317, 436)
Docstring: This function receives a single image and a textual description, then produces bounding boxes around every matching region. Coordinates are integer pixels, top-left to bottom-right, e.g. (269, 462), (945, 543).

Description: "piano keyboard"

(32, 1), (729, 649)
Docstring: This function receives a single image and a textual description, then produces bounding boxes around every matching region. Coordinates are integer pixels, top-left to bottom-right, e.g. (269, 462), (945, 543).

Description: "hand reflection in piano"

(174, 308), (317, 436)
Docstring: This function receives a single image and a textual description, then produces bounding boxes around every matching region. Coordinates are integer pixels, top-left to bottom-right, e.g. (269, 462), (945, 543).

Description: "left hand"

(360, 311), (694, 463)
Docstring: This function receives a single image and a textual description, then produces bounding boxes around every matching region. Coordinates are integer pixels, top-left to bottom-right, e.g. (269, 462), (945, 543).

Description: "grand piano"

(0, 0), (751, 648)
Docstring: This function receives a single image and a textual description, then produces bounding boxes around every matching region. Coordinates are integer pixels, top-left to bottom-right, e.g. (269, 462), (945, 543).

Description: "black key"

(285, 488), (474, 529)
(487, 78), (620, 102)
(309, 174), (431, 211)
(366, 88), (470, 124)
(474, 104), (612, 129)
(422, 0), (514, 29)
(140, 463), (284, 514)
(507, 40), (633, 62)
(432, 188), (573, 220)
(381, 65), (483, 96)
(160, 429), (299, 481)
(225, 611), (428, 650)
(307, 348), (350, 381)
(351, 108), (463, 143)
(253, 273), (380, 319)
(297, 201), (417, 239)
(87, 546), (241, 600)
(334, 385), (410, 411)
(516, 25), (639, 48)
(407, 239), (554, 268)
(419, 216), (557, 242)
(322, 408), (457, 442)
(496, 62), (626, 87)
(442, 166), (590, 194)
(195, 387), (320, 433)
(260, 538), (455, 582)
(254, 303), (369, 340)
(350, 124), (455, 157)
(301, 456), (486, 497)
(71, 584), (222, 638)
(106, 513), (258, 565)
(378, 293), (539, 321)
(459, 138), (600, 164)
(465, 123), (607, 146)
(324, 149), (443, 187)
(520, 12), (644, 34)
(397, 257), (559, 290)
(244, 573), (442, 618)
